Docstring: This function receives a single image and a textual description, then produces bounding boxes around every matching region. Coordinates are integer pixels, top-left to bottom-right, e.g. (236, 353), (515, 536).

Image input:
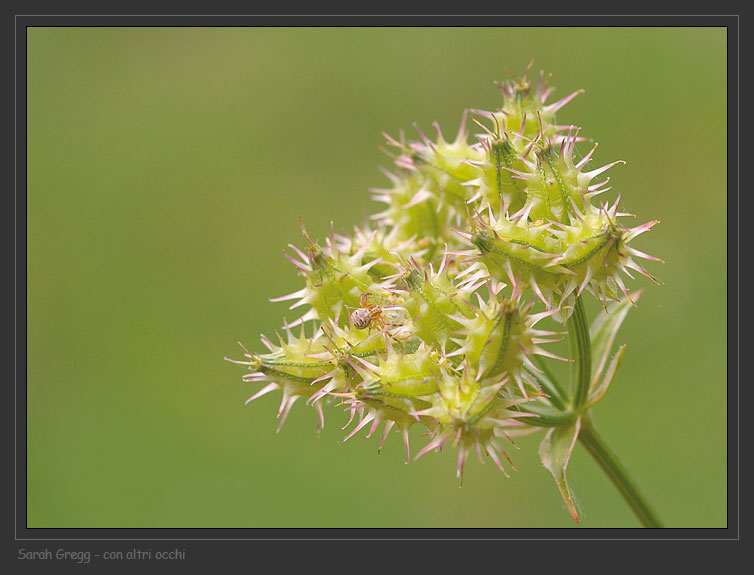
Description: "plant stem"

(568, 295), (591, 410)
(530, 355), (569, 410)
(579, 420), (664, 528)
(566, 294), (662, 527)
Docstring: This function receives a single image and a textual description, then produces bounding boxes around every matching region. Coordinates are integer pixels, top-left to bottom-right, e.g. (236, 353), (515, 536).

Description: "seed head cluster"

(226, 66), (660, 485)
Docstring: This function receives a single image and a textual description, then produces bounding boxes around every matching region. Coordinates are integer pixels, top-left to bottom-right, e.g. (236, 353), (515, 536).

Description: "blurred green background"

(26, 27), (727, 529)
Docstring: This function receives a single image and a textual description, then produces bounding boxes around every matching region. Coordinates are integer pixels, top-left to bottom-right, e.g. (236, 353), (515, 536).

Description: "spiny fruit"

(226, 64), (660, 494)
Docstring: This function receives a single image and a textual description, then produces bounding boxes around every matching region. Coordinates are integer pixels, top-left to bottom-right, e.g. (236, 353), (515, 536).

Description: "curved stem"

(567, 295), (591, 410)
(563, 294), (662, 527)
(579, 420), (664, 528)
(530, 355), (569, 410)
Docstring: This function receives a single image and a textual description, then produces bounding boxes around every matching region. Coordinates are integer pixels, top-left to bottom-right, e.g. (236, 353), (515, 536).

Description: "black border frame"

(11, 12), (740, 563)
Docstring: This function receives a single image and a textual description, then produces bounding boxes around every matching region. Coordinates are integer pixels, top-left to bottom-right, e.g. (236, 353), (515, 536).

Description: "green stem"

(517, 403), (577, 427)
(579, 419), (664, 528)
(530, 355), (569, 410)
(568, 295), (591, 410)
(563, 294), (662, 527)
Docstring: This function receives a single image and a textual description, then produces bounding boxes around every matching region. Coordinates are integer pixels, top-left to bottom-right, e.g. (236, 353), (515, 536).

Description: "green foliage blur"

(26, 27), (727, 528)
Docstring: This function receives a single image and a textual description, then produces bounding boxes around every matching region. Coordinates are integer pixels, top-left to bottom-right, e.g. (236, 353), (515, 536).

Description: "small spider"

(350, 293), (387, 332)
